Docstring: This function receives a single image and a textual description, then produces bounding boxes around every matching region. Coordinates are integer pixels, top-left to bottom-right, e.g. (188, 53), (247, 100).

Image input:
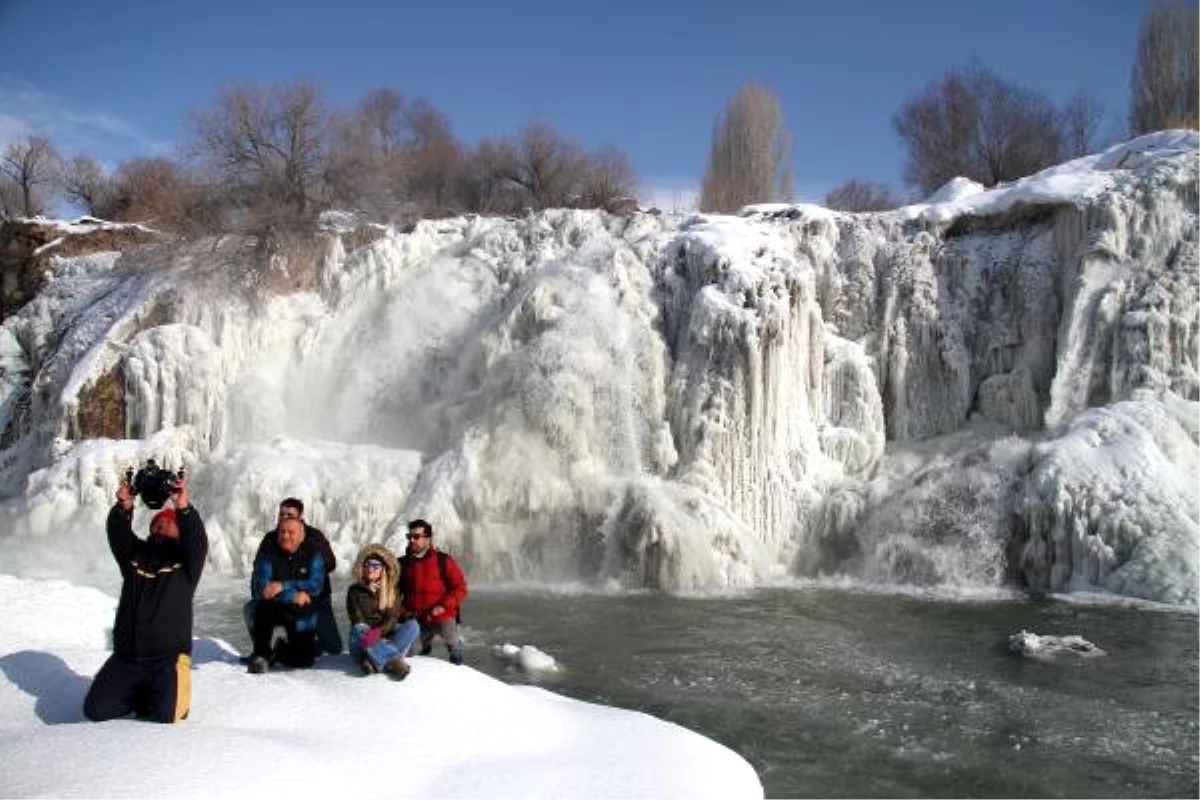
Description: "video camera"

(124, 459), (186, 510)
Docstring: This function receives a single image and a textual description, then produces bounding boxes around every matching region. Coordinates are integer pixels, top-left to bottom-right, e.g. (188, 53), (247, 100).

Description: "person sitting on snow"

(399, 518), (468, 665)
(246, 516), (324, 673)
(346, 544), (420, 679)
(84, 475), (208, 723)
(244, 497), (342, 657)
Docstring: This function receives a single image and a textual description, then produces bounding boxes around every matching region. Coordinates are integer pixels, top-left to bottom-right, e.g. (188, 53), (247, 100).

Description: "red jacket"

(400, 548), (467, 625)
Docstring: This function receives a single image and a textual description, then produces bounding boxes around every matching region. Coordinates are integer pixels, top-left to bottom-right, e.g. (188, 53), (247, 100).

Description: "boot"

(384, 656), (411, 680)
(449, 642), (464, 666)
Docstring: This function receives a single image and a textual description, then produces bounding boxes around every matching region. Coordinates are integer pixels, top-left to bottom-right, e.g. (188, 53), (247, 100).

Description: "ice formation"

(493, 642), (561, 673)
(0, 132), (1196, 605)
(1007, 629), (1106, 659)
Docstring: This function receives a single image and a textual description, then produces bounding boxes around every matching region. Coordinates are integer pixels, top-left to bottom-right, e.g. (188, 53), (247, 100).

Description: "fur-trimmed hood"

(351, 543), (400, 582)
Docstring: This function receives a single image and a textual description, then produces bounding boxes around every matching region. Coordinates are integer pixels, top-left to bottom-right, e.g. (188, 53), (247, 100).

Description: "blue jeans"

(349, 621), (420, 671)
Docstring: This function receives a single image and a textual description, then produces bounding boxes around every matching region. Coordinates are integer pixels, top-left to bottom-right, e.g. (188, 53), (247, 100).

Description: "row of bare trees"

(3, 1), (1195, 225)
(1, 85), (638, 232)
(695, 66), (1112, 215)
(698, 0), (1198, 213)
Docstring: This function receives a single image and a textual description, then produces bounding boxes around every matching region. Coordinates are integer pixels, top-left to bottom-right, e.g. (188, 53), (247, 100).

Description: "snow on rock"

(1007, 629), (1106, 659)
(492, 642), (561, 673)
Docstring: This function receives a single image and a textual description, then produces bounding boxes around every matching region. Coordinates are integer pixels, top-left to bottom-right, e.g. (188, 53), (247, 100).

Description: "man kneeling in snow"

(246, 517), (325, 674)
(84, 476), (208, 723)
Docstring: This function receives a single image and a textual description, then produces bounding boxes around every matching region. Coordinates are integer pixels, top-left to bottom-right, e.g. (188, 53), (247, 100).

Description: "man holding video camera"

(84, 469), (208, 724)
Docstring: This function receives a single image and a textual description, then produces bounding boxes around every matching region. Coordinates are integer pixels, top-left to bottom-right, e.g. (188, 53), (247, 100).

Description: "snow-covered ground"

(0, 574), (762, 799)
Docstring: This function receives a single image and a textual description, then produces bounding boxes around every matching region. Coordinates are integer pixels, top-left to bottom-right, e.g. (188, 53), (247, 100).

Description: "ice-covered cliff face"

(0, 132), (1196, 605)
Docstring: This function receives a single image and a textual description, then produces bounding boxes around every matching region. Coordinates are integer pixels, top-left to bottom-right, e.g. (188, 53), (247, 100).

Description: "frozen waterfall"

(0, 132), (1196, 605)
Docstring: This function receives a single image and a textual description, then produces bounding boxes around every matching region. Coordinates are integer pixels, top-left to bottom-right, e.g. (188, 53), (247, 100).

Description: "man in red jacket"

(399, 518), (468, 665)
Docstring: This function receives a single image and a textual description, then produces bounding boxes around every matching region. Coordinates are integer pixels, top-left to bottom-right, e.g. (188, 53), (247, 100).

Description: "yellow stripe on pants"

(173, 653), (192, 723)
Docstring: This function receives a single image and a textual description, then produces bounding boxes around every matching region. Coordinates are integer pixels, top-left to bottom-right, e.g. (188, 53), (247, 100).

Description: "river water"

(194, 578), (1198, 798)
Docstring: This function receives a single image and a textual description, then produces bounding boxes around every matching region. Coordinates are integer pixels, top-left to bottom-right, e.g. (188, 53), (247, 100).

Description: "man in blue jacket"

(247, 516), (325, 674)
(84, 476), (207, 723)
(242, 498), (342, 658)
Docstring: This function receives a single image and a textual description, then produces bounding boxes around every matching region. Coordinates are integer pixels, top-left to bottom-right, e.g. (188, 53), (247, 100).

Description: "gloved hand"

(361, 627), (382, 648)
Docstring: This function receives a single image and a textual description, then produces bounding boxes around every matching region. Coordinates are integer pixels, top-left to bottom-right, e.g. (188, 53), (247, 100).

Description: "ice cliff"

(0, 132), (1196, 605)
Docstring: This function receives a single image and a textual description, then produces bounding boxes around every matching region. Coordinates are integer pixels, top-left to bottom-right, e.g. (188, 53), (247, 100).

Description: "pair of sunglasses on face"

(364, 559), (384, 571)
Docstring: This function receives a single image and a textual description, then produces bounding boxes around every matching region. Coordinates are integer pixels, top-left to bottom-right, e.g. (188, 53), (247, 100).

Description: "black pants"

(83, 653), (192, 724)
(243, 596), (342, 655)
(251, 601), (316, 668)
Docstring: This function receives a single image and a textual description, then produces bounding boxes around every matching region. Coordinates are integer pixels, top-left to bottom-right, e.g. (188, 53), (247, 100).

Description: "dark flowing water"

(195, 579), (1199, 798)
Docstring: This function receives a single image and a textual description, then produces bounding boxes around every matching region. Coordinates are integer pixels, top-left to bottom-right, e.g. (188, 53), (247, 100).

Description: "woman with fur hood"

(346, 544), (420, 679)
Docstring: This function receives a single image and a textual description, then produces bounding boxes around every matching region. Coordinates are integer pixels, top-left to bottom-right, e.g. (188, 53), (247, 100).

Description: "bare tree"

(59, 155), (111, 216)
(99, 158), (190, 227)
(1058, 89), (1105, 159)
(190, 82), (328, 221)
(323, 111), (377, 210)
(577, 146), (638, 212)
(324, 91), (464, 219)
(894, 65), (1062, 195)
(1129, 0), (1199, 134)
(359, 88), (406, 156)
(0, 180), (21, 218)
(823, 179), (900, 212)
(0, 135), (60, 217)
(330, 87), (408, 214)
(457, 138), (520, 214)
(498, 123), (590, 210)
(401, 99), (463, 214)
(700, 83), (793, 212)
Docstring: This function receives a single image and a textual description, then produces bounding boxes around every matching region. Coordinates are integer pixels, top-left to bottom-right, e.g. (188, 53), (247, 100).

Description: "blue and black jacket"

(252, 537), (325, 631)
(106, 503), (208, 661)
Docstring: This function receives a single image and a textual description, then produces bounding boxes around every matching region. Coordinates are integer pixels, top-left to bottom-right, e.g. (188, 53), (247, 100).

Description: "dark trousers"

(84, 653), (192, 724)
(244, 596), (342, 655)
(419, 618), (464, 662)
(251, 601), (316, 668)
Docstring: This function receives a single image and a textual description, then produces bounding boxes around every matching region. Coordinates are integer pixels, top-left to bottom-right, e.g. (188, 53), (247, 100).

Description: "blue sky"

(0, 0), (1156, 206)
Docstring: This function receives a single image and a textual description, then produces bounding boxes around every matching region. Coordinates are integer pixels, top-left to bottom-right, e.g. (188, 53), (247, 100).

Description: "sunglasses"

(363, 560), (384, 570)
(405, 533), (428, 540)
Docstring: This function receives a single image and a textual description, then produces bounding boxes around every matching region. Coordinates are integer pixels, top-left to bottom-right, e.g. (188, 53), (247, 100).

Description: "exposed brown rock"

(75, 362), (127, 440)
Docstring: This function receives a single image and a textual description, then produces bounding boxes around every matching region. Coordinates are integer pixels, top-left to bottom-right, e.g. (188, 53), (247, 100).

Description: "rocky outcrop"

(75, 363), (126, 440)
(0, 218), (159, 320)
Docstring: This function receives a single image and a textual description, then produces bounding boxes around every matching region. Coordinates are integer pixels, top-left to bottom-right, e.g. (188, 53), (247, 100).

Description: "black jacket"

(106, 503), (208, 661)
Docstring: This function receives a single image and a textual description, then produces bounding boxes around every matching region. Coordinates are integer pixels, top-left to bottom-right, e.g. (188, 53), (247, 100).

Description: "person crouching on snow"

(399, 518), (468, 665)
(347, 544), (419, 679)
(247, 516), (324, 674)
(84, 475), (208, 724)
